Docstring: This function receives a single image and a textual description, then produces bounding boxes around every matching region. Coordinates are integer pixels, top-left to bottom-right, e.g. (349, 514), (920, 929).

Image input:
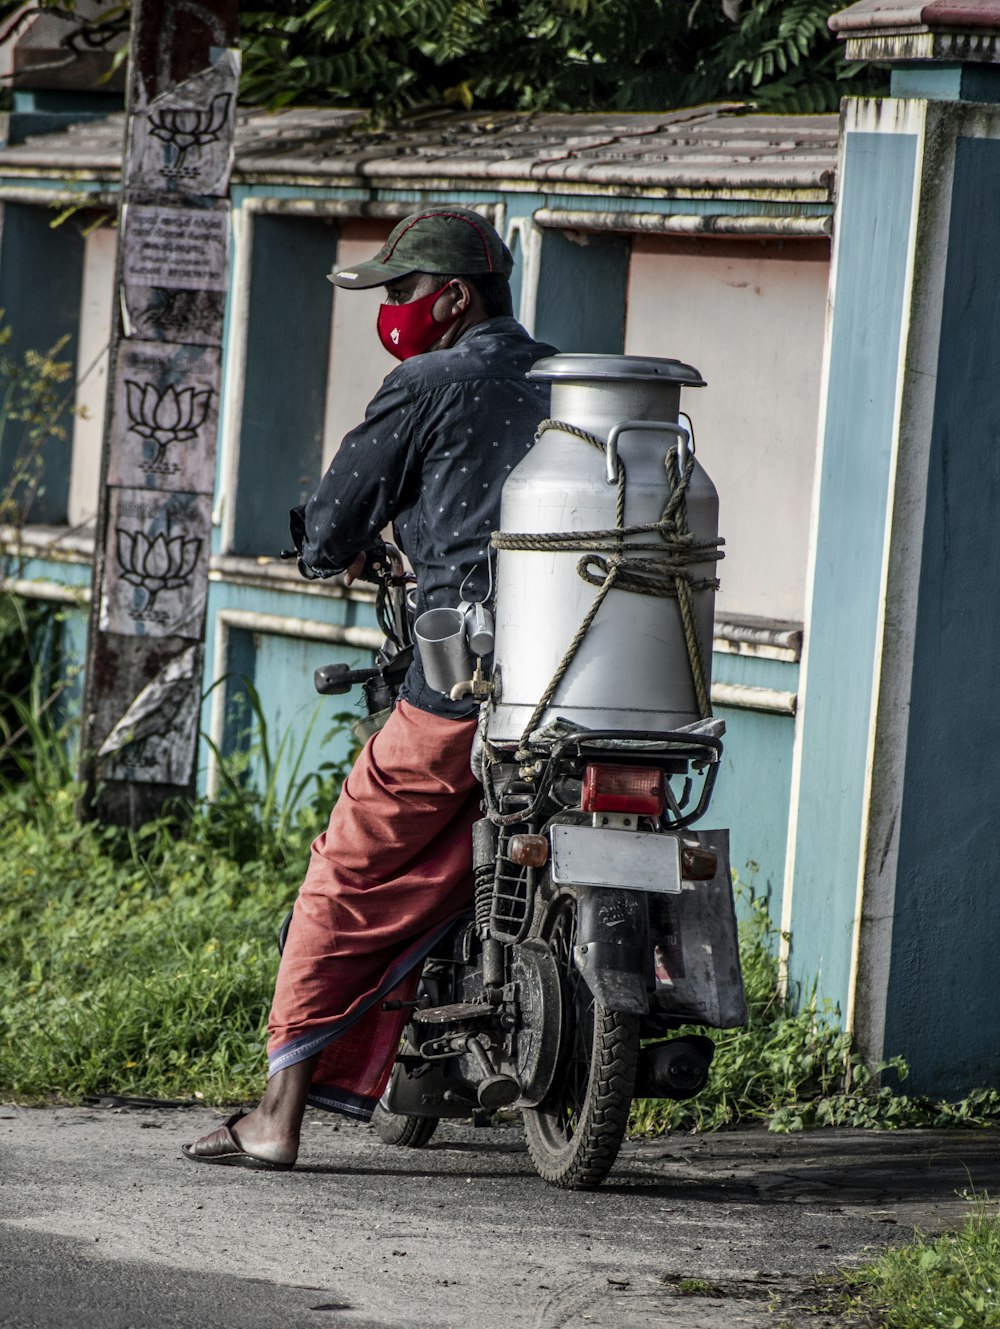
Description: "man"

(183, 206), (556, 1169)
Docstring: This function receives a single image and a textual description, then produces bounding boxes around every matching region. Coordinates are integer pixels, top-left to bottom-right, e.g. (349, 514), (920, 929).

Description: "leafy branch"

(1, 0), (886, 121)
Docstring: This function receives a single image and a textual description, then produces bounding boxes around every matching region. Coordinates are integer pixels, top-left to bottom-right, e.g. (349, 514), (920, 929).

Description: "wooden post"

(79, 0), (239, 826)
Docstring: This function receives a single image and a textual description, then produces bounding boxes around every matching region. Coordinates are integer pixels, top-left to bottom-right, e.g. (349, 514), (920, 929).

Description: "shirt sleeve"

(293, 373), (422, 577)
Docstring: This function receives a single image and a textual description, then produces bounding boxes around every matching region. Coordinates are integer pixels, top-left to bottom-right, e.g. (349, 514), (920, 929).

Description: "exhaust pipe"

(633, 1035), (714, 1100)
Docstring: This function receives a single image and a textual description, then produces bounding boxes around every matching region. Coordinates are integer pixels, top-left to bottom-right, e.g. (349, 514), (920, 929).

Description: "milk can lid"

(527, 353), (706, 387)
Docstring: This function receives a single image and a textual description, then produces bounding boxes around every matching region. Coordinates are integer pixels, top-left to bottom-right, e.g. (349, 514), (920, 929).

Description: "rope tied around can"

(490, 417), (724, 759)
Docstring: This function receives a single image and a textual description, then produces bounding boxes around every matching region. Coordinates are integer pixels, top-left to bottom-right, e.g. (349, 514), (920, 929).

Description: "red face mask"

(377, 282), (461, 361)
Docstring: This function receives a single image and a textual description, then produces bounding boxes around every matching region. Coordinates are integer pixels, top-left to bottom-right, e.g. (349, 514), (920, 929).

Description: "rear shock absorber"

(472, 817), (497, 938)
(471, 818), (502, 989)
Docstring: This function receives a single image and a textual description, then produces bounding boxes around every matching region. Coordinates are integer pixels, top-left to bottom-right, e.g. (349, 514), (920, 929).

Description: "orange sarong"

(267, 698), (481, 1119)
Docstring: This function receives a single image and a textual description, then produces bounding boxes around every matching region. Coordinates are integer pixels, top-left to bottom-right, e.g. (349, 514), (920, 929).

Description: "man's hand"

(343, 552), (368, 587)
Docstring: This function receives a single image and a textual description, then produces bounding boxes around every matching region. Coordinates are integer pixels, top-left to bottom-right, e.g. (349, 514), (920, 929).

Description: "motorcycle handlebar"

(313, 662), (379, 695)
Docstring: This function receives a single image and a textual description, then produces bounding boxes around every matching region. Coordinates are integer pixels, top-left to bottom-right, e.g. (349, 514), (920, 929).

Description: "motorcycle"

(312, 537), (746, 1191)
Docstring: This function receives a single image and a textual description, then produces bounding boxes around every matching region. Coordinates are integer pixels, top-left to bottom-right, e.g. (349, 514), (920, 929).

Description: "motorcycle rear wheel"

(522, 887), (640, 1189)
(372, 1105), (439, 1148)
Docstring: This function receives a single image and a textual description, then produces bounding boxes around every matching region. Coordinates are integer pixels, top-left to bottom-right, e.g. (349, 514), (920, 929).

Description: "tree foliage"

(236, 0), (885, 119)
(1, 0), (886, 121)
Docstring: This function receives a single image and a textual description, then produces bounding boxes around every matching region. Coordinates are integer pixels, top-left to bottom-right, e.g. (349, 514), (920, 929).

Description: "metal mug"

(414, 606), (474, 695)
(461, 601), (495, 657)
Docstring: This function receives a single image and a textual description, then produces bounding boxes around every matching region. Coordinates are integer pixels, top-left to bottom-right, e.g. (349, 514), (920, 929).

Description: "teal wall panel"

(203, 626), (362, 816)
(231, 214), (339, 558)
(890, 64), (1000, 103)
(885, 135), (1000, 1096)
(709, 648), (799, 924)
(709, 704), (795, 926)
(198, 576), (379, 800)
(534, 229), (629, 354)
(0, 204), (85, 524)
(788, 131), (917, 1012)
(53, 605), (87, 740)
(215, 626), (257, 766)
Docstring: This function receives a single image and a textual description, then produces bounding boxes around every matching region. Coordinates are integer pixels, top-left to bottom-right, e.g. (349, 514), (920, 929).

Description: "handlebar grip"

(313, 663), (377, 695)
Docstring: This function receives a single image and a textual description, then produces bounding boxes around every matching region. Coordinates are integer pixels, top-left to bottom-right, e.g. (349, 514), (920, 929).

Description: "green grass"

(0, 656), (354, 1104)
(0, 777), (299, 1102)
(839, 1193), (1000, 1328)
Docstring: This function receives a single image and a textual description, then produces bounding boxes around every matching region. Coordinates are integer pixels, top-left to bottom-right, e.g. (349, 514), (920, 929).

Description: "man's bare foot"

(181, 1111), (294, 1170)
(226, 1104), (299, 1166)
(181, 1054), (319, 1169)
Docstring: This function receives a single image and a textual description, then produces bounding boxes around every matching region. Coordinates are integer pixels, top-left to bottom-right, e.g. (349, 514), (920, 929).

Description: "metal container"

(414, 606), (474, 695)
(489, 353), (716, 742)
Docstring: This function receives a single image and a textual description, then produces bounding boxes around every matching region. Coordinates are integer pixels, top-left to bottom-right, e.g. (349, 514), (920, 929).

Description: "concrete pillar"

(785, 0), (1000, 1095)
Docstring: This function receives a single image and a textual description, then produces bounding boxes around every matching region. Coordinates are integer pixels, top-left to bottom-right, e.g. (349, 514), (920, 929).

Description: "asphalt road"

(2, 1105), (998, 1329)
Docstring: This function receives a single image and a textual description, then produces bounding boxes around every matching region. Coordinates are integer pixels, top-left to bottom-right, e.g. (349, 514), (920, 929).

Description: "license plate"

(548, 824), (682, 894)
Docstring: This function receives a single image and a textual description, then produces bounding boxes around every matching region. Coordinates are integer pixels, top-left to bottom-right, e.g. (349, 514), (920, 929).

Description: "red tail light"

(582, 764), (665, 816)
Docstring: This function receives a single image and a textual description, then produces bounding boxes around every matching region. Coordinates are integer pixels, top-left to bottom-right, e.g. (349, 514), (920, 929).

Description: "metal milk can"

(488, 353), (717, 743)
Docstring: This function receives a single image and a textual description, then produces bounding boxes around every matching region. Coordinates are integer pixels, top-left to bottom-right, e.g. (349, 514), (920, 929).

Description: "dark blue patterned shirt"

(293, 317), (556, 717)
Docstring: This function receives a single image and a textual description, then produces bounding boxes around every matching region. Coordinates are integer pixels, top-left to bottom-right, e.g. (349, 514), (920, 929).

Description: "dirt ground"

(2, 1104), (998, 1329)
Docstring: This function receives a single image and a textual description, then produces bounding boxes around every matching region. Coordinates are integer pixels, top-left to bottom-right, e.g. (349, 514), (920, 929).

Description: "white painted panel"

(322, 221), (396, 469)
(624, 238), (829, 622)
(69, 224), (116, 529)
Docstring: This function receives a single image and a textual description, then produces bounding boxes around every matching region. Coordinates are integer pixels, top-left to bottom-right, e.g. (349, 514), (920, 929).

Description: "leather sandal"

(180, 1111), (295, 1171)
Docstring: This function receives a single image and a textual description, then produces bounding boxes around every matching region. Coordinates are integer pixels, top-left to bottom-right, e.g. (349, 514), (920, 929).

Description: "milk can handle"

(605, 419), (692, 485)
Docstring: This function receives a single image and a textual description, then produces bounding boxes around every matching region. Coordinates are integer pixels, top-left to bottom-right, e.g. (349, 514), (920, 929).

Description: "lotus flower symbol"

(125, 380), (212, 469)
(148, 92), (232, 173)
(116, 529), (201, 612)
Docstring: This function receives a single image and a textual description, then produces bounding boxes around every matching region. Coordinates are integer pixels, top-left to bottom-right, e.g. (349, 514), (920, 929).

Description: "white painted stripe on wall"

(217, 608), (383, 650)
(514, 216), (542, 335)
(778, 107), (855, 990)
(206, 606), (230, 800)
(0, 577), (90, 605)
(68, 224), (116, 529)
(711, 682), (796, 715)
(214, 201), (254, 543)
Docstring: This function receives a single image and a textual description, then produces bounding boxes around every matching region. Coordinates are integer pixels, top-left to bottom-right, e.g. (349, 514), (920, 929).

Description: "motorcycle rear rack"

(483, 726), (722, 831)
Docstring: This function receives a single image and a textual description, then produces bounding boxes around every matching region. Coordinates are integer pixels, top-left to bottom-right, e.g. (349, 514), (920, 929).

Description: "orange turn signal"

(508, 834), (549, 867)
(681, 846), (718, 881)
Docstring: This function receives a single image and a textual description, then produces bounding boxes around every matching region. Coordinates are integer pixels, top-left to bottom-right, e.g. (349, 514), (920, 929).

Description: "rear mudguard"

(572, 885), (651, 1015)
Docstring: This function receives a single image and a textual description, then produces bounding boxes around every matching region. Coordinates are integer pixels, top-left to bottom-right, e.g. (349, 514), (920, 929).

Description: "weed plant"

(0, 317), (74, 532)
(0, 777), (283, 1102)
(839, 1191), (1000, 1328)
(0, 672), (353, 1104)
(200, 676), (355, 871)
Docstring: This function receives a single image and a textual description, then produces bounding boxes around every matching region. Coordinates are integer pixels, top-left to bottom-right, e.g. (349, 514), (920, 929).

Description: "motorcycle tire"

(371, 1105), (439, 1148)
(522, 887), (640, 1190)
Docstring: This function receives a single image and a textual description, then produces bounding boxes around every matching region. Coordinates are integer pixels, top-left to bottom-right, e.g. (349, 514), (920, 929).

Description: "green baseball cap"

(329, 207), (514, 290)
